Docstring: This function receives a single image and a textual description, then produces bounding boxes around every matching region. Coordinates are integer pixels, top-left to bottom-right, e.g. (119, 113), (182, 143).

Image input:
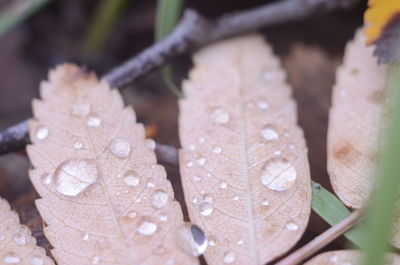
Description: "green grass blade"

(312, 181), (365, 248)
(85, 0), (128, 53)
(0, 0), (53, 37)
(155, 0), (184, 97)
(362, 66), (400, 265)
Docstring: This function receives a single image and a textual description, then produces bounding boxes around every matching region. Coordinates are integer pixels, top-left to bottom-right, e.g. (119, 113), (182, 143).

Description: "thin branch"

(0, 0), (359, 155)
(275, 208), (364, 265)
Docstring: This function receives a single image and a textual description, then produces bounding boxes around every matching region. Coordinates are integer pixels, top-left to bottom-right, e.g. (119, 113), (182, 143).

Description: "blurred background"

(0, 0), (367, 257)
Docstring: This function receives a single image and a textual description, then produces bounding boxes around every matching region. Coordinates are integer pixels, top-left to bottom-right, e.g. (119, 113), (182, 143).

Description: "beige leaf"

(179, 34), (311, 265)
(327, 29), (389, 209)
(0, 197), (54, 265)
(304, 250), (400, 265)
(27, 64), (199, 265)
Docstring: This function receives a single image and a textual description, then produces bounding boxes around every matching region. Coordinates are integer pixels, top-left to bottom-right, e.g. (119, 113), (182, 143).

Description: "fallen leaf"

(179, 34), (311, 265)
(304, 250), (400, 265)
(327, 29), (389, 209)
(0, 197), (54, 265)
(27, 64), (200, 265)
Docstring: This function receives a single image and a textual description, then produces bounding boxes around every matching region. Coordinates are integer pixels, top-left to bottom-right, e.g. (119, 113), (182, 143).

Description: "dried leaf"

(304, 250), (400, 265)
(179, 34), (311, 265)
(0, 197), (54, 265)
(327, 29), (389, 209)
(27, 64), (199, 265)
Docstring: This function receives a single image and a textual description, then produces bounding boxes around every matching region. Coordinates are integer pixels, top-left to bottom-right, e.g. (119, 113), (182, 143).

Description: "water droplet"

(257, 101), (268, 110)
(159, 215), (168, 222)
(261, 125), (278, 141)
(288, 144), (296, 150)
(137, 219), (158, 236)
(202, 194), (213, 203)
(233, 196), (239, 201)
(175, 223), (208, 257)
(12, 232), (26, 245)
(35, 126), (49, 140)
(286, 223), (298, 231)
(329, 255), (338, 262)
(261, 158), (297, 191)
(147, 182), (155, 188)
(41, 173), (52, 185)
(197, 157), (206, 166)
(220, 182), (227, 189)
(54, 158), (98, 196)
(81, 231), (89, 241)
(223, 251), (236, 264)
(191, 197), (198, 204)
(191, 175), (202, 182)
(261, 200), (269, 207)
(186, 161), (194, 167)
(127, 210), (137, 219)
(91, 256), (100, 264)
(213, 146), (222, 153)
(198, 137), (205, 144)
(145, 139), (156, 150)
(110, 138), (131, 158)
(2, 252), (20, 264)
(189, 145), (196, 151)
(211, 108), (230, 124)
(134, 197), (141, 203)
(86, 114), (101, 127)
(237, 239), (244, 245)
(274, 150), (281, 156)
(73, 141), (84, 149)
(199, 202), (213, 216)
(0, 235), (4, 240)
(151, 189), (169, 209)
(71, 103), (91, 117)
(209, 240), (216, 246)
(123, 170), (140, 187)
(31, 256), (44, 265)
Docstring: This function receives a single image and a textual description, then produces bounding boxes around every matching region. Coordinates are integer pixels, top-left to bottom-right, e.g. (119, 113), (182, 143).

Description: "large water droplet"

(137, 219), (158, 236)
(175, 223), (208, 257)
(12, 232), (26, 245)
(54, 158), (98, 196)
(261, 125), (279, 141)
(71, 103), (91, 117)
(41, 173), (52, 185)
(110, 138), (131, 158)
(261, 158), (297, 191)
(31, 256), (44, 265)
(86, 114), (102, 127)
(199, 202), (213, 216)
(2, 252), (20, 264)
(35, 126), (49, 140)
(223, 251), (236, 264)
(211, 108), (230, 124)
(151, 189), (169, 209)
(123, 170), (140, 187)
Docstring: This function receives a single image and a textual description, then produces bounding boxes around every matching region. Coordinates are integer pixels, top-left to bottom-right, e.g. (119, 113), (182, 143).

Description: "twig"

(0, 0), (359, 155)
(275, 208), (364, 265)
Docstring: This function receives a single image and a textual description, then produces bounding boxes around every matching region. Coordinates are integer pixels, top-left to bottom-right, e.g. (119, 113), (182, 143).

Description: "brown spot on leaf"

(333, 143), (353, 162)
(368, 90), (384, 104)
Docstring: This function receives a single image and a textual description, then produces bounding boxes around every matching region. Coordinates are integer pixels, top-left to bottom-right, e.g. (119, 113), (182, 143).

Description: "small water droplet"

(159, 215), (168, 222)
(329, 255), (338, 262)
(147, 182), (155, 188)
(202, 194), (213, 203)
(122, 170), (140, 187)
(186, 161), (194, 167)
(237, 239), (243, 245)
(191, 175), (202, 182)
(233, 196), (239, 201)
(73, 141), (84, 149)
(257, 101), (268, 110)
(199, 202), (213, 216)
(223, 251), (236, 264)
(2, 252), (20, 264)
(213, 146), (222, 153)
(86, 114), (101, 127)
(286, 223), (298, 231)
(189, 145), (196, 151)
(41, 173), (52, 185)
(0, 235), (4, 240)
(261, 158), (297, 191)
(220, 182), (227, 189)
(35, 126), (49, 140)
(191, 197), (198, 204)
(91, 256), (100, 264)
(31, 256), (44, 265)
(81, 231), (89, 241)
(197, 157), (206, 166)
(151, 189), (169, 209)
(145, 139), (156, 150)
(127, 210), (137, 219)
(137, 219), (158, 235)
(261, 200), (269, 207)
(175, 223), (208, 257)
(12, 232), (26, 245)
(207, 173), (212, 177)
(261, 125), (278, 141)
(211, 108), (230, 124)
(288, 144), (296, 150)
(54, 158), (98, 196)
(110, 138), (131, 158)
(71, 103), (91, 117)
(134, 197), (141, 203)
(274, 150), (281, 156)
(209, 240), (216, 247)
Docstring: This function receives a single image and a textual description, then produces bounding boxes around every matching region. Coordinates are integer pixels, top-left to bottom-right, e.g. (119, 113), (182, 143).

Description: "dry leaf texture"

(0, 198), (54, 265)
(327, 29), (389, 209)
(179, 34), (311, 265)
(27, 64), (199, 265)
(304, 250), (400, 265)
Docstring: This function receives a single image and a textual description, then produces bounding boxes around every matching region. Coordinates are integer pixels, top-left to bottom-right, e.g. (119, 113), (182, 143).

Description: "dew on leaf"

(151, 189), (169, 209)
(175, 223), (208, 257)
(211, 108), (230, 124)
(261, 158), (297, 191)
(137, 219), (158, 236)
(223, 251), (236, 264)
(123, 170), (140, 187)
(110, 138), (131, 158)
(86, 114), (101, 127)
(261, 125), (278, 141)
(35, 126), (49, 140)
(199, 202), (213, 216)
